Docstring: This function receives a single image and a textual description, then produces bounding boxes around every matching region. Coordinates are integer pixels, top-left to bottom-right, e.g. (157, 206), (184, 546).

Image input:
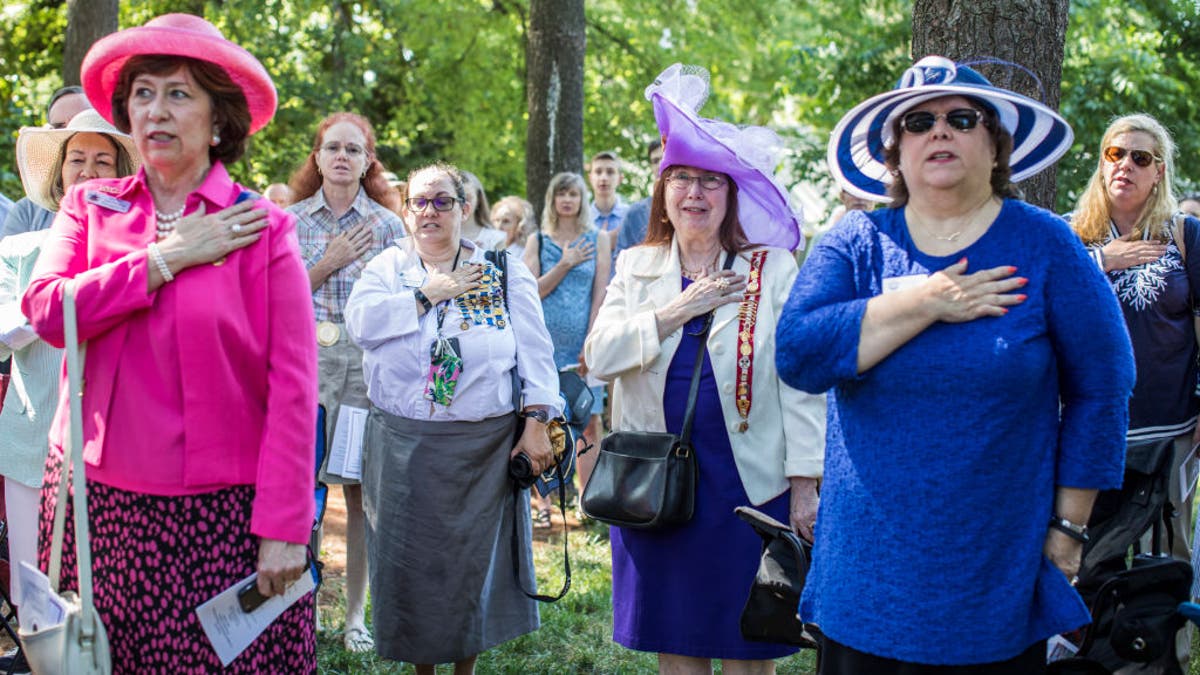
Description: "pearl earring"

(211, 134), (220, 146)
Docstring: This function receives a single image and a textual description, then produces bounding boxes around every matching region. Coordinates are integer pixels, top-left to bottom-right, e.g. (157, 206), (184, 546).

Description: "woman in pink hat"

(21, 14), (317, 671)
(583, 64), (825, 672)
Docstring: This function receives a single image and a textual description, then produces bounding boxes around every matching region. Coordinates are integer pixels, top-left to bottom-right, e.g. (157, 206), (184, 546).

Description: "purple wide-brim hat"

(82, 13), (277, 135)
(647, 64), (803, 251)
(828, 55), (1074, 202)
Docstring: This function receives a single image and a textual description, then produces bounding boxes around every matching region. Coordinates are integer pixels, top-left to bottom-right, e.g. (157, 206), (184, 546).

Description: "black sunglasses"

(900, 108), (984, 134)
(1103, 145), (1161, 168)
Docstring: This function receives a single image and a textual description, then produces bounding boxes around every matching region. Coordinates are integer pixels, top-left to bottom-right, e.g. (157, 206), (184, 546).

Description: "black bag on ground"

(1078, 437), (1175, 595)
(735, 507), (818, 649)
(1051, 556), (1192, 675)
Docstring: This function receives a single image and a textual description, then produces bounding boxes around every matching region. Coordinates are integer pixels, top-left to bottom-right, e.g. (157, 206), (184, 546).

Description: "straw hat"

(646, 64), (803, 251)
(16, 109), (140, 211)
(81, 13), (276, 134)
(828, 55), (1073, 202)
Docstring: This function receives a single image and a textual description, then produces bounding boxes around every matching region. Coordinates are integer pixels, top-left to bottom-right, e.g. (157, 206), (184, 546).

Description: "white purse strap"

(48, 281), (101, 636)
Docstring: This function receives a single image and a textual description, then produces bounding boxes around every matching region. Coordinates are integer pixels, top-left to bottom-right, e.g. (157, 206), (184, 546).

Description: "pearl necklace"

(155, 204), (186, 238)
(680, 248), (721, 280)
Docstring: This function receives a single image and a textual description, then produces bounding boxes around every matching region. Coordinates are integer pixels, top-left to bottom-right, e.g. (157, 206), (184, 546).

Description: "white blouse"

(345, 238), (562, 421)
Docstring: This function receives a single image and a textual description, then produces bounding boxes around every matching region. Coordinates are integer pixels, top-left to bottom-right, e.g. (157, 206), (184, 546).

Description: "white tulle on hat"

(646, 64), (803, 251)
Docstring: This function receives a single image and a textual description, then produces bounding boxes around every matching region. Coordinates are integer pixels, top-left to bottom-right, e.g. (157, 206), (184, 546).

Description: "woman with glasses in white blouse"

(345, 162), (560, 674)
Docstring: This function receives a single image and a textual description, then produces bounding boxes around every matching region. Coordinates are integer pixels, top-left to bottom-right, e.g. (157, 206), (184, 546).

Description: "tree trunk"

(911, 0), (1070, 210)
(63, 0), (119, 86)
(524, 0), (585, 222)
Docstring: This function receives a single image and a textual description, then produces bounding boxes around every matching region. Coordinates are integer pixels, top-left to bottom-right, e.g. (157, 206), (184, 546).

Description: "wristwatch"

(413, 288), (433, 312)
(1048, 516), (1089, 543)
(521, 409), (550, 424)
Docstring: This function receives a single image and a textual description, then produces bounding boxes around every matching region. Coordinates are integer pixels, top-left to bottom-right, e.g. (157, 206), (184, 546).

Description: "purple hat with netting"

(647, 64), (803, 251)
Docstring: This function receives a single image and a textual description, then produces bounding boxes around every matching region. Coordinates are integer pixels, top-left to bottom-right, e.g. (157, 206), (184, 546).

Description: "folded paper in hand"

(195, 570), (314, 667)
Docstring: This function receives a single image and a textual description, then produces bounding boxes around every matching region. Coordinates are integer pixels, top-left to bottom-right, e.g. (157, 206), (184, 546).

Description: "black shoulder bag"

(580, 252), (734, 530)
(486, 249), (572, 602)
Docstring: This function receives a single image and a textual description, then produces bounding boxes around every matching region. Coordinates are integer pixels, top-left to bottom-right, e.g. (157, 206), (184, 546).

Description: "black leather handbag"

(735, 506), (817, 649)
(580, 306), (712, 531)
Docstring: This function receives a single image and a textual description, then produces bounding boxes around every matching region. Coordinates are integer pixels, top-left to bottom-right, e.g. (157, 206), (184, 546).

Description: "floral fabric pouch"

(424, 335), (462, 406)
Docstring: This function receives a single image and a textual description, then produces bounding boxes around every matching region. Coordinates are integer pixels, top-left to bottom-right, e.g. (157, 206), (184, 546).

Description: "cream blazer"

(584, 240), (824, 505)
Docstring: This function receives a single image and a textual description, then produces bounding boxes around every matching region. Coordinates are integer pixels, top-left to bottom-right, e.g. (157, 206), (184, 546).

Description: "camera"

(508, 453), (538, 489)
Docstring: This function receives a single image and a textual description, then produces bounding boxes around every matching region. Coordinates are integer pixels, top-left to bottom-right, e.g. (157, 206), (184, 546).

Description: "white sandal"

(344, 626), (375, 653)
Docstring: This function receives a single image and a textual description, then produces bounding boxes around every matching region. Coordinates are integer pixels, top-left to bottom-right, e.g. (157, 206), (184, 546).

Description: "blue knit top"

(776, 200), (1135, 665)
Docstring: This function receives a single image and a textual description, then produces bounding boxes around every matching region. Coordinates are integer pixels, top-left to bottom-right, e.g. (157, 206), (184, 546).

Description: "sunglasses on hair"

(1102, 145), (1161, 168)
(899, 108), (984, 134)
(406, 196), (460, 212)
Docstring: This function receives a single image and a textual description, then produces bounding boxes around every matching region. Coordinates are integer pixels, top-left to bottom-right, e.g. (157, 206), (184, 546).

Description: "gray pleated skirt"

(362, 407), (539, 664)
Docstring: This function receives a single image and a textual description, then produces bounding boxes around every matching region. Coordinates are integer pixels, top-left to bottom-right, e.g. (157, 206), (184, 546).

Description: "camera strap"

(485, 247), (571, 602)
(511, 464), (571, 602)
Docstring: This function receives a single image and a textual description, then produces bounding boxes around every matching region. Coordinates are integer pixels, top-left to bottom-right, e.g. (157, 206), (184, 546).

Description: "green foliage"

(1058, 0), (1200, 212)
(4, 1), (1200, 222)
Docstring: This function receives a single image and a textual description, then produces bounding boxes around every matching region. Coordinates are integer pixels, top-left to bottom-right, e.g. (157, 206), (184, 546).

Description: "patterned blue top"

(1081, 216), (1200, 441)
(538, 230), (598, 369)
(775, 200), (1134, 664)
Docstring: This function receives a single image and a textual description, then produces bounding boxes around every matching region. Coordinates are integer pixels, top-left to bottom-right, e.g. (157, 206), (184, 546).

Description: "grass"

(314, 520), (819, 674)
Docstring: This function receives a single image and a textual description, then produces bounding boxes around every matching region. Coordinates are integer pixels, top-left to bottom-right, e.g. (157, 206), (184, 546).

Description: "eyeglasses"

(667, 172), (727, 191)
(899, 108), (984, 134)
(406, 196), (460, 212)
(1103, 145), (1161, 168)
(320, 142), (365, 157)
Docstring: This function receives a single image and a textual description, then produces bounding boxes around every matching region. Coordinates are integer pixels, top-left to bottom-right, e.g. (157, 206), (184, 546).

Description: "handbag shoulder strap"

(679, 251), (736, 448)
(1173, 212), (1187, 264)
(54, 282), (99, 625)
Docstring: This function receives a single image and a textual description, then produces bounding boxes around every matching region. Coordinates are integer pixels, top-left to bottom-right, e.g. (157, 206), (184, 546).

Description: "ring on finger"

(231, 223), (243, 233)
(714, 278), (730, 291)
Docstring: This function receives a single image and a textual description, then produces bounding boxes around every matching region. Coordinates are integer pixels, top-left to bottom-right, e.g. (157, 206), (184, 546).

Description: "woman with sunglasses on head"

(287, 110), (405, 653)
(584, 64), (825, 674)
(777, 56), (1134, 673)
(1069, 115), (1200, 611)
(344, 162), (559, 674)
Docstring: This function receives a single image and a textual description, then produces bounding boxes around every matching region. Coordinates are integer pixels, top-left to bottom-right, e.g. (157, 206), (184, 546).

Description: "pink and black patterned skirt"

(38, 451), (316, 673)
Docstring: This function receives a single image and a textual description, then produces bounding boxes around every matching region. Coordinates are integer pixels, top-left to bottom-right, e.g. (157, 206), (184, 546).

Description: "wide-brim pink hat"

(81, 13), (276, 134)
(647, 64), (803, 251)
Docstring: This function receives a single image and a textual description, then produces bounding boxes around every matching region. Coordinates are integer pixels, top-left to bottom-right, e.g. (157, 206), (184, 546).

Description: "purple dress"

(610, 277), (796, 659)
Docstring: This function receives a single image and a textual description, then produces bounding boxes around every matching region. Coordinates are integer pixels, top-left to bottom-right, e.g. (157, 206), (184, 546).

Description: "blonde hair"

(541, 172), (591, 236)
(491, 195), (536, 246)
(1072, 113), (1178, 244)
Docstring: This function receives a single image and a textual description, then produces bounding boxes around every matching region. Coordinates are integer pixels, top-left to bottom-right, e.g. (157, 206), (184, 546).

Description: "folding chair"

(310, 404), (329, 589)
(0, 507), (25, 675)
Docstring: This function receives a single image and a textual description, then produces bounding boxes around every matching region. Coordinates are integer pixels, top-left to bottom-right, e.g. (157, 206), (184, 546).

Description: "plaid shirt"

(290, 188), (406, 322)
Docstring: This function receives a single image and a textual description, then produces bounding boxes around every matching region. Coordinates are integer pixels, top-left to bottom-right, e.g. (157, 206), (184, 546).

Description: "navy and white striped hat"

(827, 55), (1073, 202)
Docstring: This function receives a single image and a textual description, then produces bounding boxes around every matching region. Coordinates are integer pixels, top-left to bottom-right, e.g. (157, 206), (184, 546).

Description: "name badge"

(882, 273), (928, 294)
(399, 272), (423, 288)
(85, 190), (131, 213)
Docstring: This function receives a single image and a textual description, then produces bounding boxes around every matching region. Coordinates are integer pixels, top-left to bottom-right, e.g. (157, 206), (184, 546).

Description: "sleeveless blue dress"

(609, 277), (796, 659)
(538, 231), (598, 370)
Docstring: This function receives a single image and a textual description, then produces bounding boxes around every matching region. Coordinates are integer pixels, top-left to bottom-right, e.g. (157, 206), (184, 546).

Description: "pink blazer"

(22, 163), (317, 543)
